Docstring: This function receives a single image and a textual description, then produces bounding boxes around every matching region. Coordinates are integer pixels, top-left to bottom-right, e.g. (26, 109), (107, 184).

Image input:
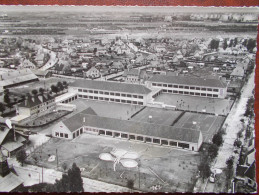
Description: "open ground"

(154, 93), (234, 115)
(27, 134), (200, 192)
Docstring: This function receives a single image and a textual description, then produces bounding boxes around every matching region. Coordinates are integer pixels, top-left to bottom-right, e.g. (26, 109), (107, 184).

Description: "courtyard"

(27, 134), (200, 192)
(154, 93), (234, 116)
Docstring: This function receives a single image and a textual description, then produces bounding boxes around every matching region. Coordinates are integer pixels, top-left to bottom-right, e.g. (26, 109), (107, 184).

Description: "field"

(173, 112), (225, 142)
(154, 93), (234, 116)
(27, 134), (200, 192)
(131, 107), (183, 126)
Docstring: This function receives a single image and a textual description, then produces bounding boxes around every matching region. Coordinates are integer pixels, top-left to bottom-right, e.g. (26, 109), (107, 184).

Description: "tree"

(198, 160), (211, 181)
(246, 39), (256, 53)
(4, 89), (9, 95)
(212, 132), (223, 147)
(4, 93), (10, 104)
(127, 179), (134, 192)
(57, 82), (64, 92)
(210, 39), (219, 50)
(208, 143), (219, 160)
(16, 149), (27, 166)
(67, 163), (84, 192)
(62, 81), (68, 89)
(223, 39), (228, 50)
(39, 88), (45, 95)
(31, 89), (38, 97)
(0, 102), (5, 114)
(51, 85), (59, 94)
(62, 162), (68, 172)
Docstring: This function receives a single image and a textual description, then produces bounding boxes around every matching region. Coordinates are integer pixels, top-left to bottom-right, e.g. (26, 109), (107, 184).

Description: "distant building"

(146, 75), (227, 99)
(69, 79), (152, 106)
(52, 108), (203, 151)
(0, 69), (39, 91)
(84, 66), (101, 79)
(123, 68), (148, 84)
(31, 69), (52, 78)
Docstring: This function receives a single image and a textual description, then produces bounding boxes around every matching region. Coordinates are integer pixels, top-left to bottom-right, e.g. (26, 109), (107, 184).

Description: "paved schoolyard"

(154, 93), (233, 116)
(130, 107), (183, 126)
(27, 134), (200, 192)
(173, 112), (225, 142)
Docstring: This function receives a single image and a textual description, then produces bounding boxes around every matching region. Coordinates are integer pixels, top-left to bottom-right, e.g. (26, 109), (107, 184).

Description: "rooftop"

(70, 79), (152, 95)
(62, 111), (201, 144)
(148, 75), (227, 88)
(19, 94), (55, 109)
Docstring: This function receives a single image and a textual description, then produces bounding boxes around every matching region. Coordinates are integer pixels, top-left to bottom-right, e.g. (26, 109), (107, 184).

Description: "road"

(8, 158), (131, 192)
(204, 70), (255, 192)
(39, 48), (58, 71)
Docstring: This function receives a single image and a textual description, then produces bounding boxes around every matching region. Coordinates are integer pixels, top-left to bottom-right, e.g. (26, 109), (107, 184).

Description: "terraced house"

(146, 75), (228, 99)
(69, 79), (152, 106)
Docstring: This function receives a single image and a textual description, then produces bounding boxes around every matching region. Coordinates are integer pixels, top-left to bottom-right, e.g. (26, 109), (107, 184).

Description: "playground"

(27, 134), (200, 192)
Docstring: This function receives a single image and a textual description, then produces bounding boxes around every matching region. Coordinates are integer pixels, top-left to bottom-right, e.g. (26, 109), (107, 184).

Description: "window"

(195, 93), (200, 96)
(152, 83), (157, 86)
(173, 85), (178, 88)
(133, 95), (138, 98)
(77, 131), (79, 136)
(105, 98), (109, 101)
(161, 140), (168, 145)
(179, 85), (183, 89)
(173, 90), (178, 93)
(178, 142), (189, 149)
(110, 98), (114, 102)
(127, 100), (131, 104)
(114, 132), (120, 137)
(133, 101), (137, 104)
(137, 136), (144, 141)
(83, 89), (88, 93)
(184, 91), (189, 95)
(157, 83), (162, 87)
(138, 102), (143, 105)
(99, 97), (104, 100)
(129, 135), (135, 140)
(115, 93), (120, 96)
(201, 88), (206, 91)
(213, 89), (219, 92)
(207, 94), (212, 97)
(78, 89), (82, 92)
(168, 90), (172, 93)
(106, 131), (112, 136)
(121, 100), (126, 103)
(163, 89), (167, 93)
(153, 138), (160, 144)
(207, 88), (212, 91)
(94, 90), (98, 94)
(146, 137), (152, 142)
(121, 133), (128, 138)
(104, 92), (109, 95)
(201, 93), (206, 96)
(190, 86), (195, 90)
(80, 128), (83, 134)
(168, 84), (172, 88)
(99, 130), (105, 135)
(179, 91), (183, 94)
(89, 90), (93, 93)
(138, 96), (143, 99)
(65, 134), (68, 138)
(196, 87), (200, 90)
(115, 99), (120, 102)
(184, 86), (189, 89)
(78, 95), (82, 98)
(163, 84), (167, 87)
(55, 132), (59, 137)
(73, 133), (75, 138)
(110, 92), (114, 96)
(60, 133), (63, 137)
(89, 96), (93, 99)
(121, 93), (126, 97)
(94, 96), (98, 100)
(169, 141), (177, 146)
(213, 94), (218, 98)
(127, 94), (132, 98)
(99, 91), (103, 94)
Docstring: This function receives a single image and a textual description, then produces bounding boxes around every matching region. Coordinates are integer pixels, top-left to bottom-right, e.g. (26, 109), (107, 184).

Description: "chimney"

(83, 117), (85, 123)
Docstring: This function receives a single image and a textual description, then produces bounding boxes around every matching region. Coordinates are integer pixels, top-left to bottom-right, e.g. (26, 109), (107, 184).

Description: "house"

(123, 68), (148, 84)
(31, 69), (52, 78)
(0, 149), (23, 192)
(69, 79), (152, 106)
(230, 66), (245, 80)
(146, 74), (228, 99)
(0, 126), (28, 157)
(19, 59), (36, 70)
(84, 66), (101, 79)
(52, 108), (203, 151)
(17, 94), (56, 120)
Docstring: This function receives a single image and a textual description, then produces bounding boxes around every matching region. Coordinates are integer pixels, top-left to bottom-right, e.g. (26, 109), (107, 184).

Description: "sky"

(0, 5), (258, 14)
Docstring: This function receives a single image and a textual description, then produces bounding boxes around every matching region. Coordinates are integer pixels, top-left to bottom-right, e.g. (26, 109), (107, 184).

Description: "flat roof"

(70, 79), (152, 95)
(62, 112), (201, 144)
(148, 75), (227, 88)
(0, 172), (23, 192)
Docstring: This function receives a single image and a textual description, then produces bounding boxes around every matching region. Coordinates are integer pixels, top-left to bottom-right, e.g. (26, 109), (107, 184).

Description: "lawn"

(130, 107), (183, 126)
(173, 112), (226, 142)
(27, 134), (200, 192)
(154, 93), (234, 116)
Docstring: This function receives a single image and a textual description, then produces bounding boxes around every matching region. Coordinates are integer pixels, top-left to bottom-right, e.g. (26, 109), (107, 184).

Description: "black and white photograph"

(0, 6), (257, 193)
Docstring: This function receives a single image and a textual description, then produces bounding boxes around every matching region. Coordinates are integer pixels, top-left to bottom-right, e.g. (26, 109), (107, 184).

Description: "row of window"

(78, 94), (144, 105)
(152, 82), (219, 92)
(55, 132), (68, 138)
(98, 130), (191, 149)
(72, 128), (83, 138)
(30, 100), (55, 110)
(162, 89), (219, 97)
(78, 88), (144, 99)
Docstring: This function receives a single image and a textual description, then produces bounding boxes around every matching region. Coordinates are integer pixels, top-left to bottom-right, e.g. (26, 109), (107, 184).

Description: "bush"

(212, 131), (223, 147)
